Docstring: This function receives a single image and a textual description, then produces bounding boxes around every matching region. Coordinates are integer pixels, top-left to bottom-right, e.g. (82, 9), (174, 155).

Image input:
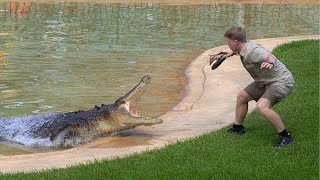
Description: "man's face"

(226, 38), (239, 52)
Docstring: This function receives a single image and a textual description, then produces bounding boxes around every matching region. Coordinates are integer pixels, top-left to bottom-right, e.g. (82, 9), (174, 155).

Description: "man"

(219, 27), (295, 147)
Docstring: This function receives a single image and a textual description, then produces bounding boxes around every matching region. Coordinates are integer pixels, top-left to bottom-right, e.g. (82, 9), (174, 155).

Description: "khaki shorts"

(244, 81), (294, 106)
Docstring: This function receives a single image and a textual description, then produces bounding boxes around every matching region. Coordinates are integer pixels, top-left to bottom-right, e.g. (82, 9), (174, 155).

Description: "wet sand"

(0, 34), (318, 173)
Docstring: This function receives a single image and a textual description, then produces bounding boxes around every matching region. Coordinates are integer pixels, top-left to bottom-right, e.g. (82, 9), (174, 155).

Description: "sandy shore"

(0, 34), (318, 173)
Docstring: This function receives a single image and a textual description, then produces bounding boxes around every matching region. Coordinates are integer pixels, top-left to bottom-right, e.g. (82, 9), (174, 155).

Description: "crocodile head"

(113, 75), (163, 126)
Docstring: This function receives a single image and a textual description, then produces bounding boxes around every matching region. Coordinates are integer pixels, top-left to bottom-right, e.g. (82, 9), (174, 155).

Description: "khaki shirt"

(239, 41), (295, 87)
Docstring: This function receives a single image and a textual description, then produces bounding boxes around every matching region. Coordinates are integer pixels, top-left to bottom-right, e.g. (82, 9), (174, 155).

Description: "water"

(0, 2), (318, 155)
(0, 114), (58, 147)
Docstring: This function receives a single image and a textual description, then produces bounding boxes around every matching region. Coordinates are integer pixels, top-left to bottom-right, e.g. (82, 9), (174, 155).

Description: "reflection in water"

(0, 2), (318, 155)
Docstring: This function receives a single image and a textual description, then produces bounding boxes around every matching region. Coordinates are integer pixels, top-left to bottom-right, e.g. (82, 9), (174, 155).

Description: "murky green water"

(0, 2), (318, 155)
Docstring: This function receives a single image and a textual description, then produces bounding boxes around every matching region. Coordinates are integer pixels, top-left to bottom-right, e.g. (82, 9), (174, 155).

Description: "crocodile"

(0, 75), (163, 147)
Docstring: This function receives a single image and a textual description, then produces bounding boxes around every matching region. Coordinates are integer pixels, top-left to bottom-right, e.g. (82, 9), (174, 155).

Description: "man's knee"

(237, 90), (251, 103)
(256, 98), (271, 115)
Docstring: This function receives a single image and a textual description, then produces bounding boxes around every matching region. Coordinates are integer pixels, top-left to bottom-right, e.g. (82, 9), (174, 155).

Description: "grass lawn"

(1, 39), (319, 179)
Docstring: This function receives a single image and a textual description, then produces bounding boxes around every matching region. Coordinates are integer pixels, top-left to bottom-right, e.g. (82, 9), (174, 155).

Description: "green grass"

(1, 39), (319, 179)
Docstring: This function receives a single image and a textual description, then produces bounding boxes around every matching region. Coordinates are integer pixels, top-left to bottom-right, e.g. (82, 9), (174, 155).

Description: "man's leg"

(256, 98), (284, 133)
(235, 90), (254, 125)
(256, 98), (293, 147)
(227, 90), (254, 134)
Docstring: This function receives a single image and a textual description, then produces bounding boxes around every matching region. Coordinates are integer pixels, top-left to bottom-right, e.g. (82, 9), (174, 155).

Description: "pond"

(0, 2), (318, 155)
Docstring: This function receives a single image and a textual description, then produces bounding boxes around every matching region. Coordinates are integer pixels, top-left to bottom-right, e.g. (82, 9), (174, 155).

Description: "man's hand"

(223, 48), (235, 58)
(260, 62), (274, 69)
(260, 54), (276, 69)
